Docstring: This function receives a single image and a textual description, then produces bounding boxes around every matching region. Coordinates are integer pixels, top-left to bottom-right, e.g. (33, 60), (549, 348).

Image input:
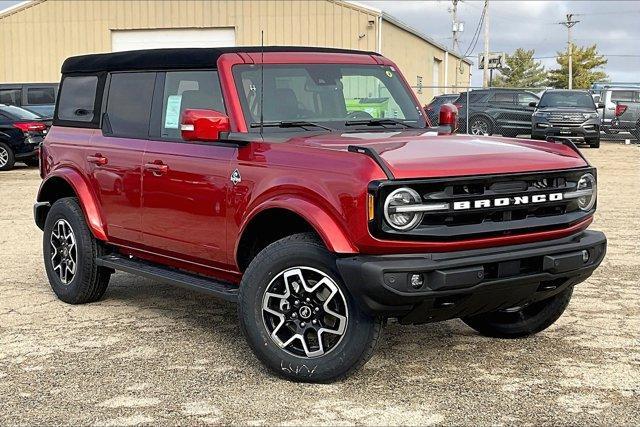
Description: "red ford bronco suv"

(34, 47), (606, 382)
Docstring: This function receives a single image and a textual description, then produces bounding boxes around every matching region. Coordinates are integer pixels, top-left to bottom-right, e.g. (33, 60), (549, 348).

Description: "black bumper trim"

(336, 230), (606, 323)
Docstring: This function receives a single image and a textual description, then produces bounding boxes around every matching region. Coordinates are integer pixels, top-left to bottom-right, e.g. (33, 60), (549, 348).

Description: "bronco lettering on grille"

(453, 192), (564, 210)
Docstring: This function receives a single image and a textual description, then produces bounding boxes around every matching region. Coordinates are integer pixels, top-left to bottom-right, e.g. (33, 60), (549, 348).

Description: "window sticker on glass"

(164, 95), (182, 129)
(385, 70), (393, 78)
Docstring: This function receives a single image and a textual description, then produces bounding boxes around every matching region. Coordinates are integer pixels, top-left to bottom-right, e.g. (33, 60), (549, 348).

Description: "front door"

(87, 72), (156, 244)
(141, 70), (235, 269)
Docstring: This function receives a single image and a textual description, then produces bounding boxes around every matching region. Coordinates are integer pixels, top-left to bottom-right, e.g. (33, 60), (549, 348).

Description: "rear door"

(486, 91), (517, 134)
(141, 70), (235, 269)
(87, 72), (155, 244)
(514, 92), (539, 134)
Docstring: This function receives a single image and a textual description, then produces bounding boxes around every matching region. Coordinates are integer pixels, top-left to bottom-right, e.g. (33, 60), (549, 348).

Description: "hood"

(536, 106), (596, 113)
(285, 131), (588, 180)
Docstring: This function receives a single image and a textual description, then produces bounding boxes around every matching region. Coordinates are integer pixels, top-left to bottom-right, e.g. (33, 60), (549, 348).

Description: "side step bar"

(96, 254), (238, 302)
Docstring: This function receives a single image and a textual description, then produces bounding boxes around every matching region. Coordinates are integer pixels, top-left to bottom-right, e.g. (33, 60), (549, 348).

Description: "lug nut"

(305, 297), (311, 303)
(312, 320), (317, 325)
(291, 313), (297, 318)
(314, 307), (320, 312)
(300, 322), (306, 327)
(294, 300), (300, 306)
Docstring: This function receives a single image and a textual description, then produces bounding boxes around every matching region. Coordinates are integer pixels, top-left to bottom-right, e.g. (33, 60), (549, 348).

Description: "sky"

(360, 0), (640, 86)
(1, 0), (638, 87)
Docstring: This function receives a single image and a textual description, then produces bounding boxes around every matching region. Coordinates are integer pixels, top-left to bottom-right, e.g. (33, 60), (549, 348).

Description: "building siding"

(0, 0), (471, 101)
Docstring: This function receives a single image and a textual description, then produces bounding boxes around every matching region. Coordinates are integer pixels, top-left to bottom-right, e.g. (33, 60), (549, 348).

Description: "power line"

(462, 3), (485, 57)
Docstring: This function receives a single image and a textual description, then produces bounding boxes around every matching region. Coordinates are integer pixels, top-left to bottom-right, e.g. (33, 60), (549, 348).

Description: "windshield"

(233, 64), (425, 131)
(538, 91), (595, 109)
(0, 104), (41, 120)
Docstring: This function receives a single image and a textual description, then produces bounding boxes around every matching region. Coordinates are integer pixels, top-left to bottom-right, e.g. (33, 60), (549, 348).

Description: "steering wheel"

(346, 110), (373, 120)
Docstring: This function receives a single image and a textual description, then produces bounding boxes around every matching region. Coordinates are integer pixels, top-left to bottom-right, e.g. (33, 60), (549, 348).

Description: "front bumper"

(336, 230), (606, 324)
(531, 120), (600, 141)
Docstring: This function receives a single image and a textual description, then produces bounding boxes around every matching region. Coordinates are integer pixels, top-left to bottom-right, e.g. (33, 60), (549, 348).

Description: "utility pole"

(560, 13), (579, 89)
(482, 0), (490, 88)
(451, 0), (461, 88)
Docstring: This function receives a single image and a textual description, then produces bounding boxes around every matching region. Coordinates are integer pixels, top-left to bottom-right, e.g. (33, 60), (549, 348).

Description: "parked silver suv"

(600, 87), (640, 140)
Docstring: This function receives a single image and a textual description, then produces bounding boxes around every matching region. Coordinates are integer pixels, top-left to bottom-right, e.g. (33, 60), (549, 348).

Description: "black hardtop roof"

(61, 46), (381, 74)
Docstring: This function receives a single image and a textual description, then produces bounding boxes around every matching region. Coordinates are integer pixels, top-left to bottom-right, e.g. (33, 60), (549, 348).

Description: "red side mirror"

(180, 109), (230, 142)
(438, 103), (458, 134)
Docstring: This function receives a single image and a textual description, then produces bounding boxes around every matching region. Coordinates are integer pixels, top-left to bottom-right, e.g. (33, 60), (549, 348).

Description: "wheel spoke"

(49, 219), (76, 285)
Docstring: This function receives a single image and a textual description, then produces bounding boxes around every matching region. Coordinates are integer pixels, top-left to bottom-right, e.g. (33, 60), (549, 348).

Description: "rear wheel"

(238, 233), (383, 382)
(0, 142), (16, 171)
(469, 116), (493, 136)
(462, 287), (573, 338)
(43, 197), (111, 304)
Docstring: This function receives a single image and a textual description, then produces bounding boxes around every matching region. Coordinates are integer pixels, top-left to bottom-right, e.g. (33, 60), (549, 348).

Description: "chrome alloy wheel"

(470, 119), (489, 135)
(50, 219), (77, 284)
(0, 146), (8, 168)
(261, 267), (348, 358)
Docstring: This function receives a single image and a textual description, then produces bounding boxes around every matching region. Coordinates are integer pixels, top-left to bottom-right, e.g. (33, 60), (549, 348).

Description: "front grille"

(548, 112), (586, 123)
(372, 168), (594, 241)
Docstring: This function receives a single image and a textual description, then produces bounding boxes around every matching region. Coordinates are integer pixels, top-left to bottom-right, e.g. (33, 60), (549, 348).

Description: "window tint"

(58, 76), (98, 122)
(611, 90), (634, 102)
(0, 113), (10, 124)
(161, 71), (225, 139)
(27, 87), (56, 105)
(517, 92), (539, 106)
(0, 89), (21, 105)
(106, 72), (155, 138)
(489, 92), (514, 103)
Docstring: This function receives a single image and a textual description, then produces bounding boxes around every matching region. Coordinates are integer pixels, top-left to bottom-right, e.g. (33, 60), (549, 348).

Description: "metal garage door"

(111, 28), (236, 51)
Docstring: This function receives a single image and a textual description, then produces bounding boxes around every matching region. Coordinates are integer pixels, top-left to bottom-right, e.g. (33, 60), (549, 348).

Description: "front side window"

(161, 70), (225, 140)
(233, 64), (425, 131)
(27, 87), (56, 105)
(105, 72), (155, 138)
(57, 76), (98, 122)
(517, 92), (539, 106)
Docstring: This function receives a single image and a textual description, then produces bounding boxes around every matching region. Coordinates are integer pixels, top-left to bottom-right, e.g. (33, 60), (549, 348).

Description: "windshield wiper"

(344, 118), (416, 128)
(250, 120), (334, 131)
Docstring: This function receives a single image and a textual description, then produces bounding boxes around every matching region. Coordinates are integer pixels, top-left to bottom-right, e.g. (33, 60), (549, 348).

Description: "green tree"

(547, 43), (608, 89)
(493, 48), (547, 88)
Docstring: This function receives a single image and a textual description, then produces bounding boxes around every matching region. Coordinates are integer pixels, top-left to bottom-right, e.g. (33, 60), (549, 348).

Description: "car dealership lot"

(0, 143), (638, 425)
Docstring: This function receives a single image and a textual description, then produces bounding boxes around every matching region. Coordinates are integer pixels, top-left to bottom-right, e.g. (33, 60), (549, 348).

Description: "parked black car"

(0, 104), (50, 171)
(0, 83), (58, 118)
(456, 88), (539, 137)
(530, 90), (602, 148)
(424, 93), (459, 125)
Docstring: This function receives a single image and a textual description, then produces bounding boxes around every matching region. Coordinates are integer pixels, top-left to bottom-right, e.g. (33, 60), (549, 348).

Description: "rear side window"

(105, 72), (155, 139)
(0, 88), (21, 105)
(489, 92), (514, 103)
(57, 76), (99, 123)
(611, 90), (634, 102)
(160, 71), (225, 140)
(27, 87), (56, 105)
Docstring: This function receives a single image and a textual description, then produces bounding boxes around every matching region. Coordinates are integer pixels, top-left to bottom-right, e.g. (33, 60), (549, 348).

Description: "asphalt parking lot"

(0, 142), (638, 425)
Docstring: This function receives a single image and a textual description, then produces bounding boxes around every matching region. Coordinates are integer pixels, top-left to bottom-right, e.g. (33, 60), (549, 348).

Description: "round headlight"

(576, 173), (597, 211)
(384, 187), (423, 230)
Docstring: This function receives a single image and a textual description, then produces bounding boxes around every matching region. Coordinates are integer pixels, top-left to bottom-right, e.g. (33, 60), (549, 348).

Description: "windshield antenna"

(259, 30), (264, 135)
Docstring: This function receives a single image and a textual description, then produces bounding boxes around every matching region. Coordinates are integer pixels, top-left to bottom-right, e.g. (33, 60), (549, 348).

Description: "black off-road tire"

(43, 197), (111, 304)
(0, 142), (16, 171)
(238, 233), (383, 382)
(462, 286), (574, 338)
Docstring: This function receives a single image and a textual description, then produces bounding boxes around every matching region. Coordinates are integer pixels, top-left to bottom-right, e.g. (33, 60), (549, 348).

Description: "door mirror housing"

(180, 109), (230, 142)
(438, 103), (458, 135)
(528, 101), (537, 108)
(597, 102), (605, 109)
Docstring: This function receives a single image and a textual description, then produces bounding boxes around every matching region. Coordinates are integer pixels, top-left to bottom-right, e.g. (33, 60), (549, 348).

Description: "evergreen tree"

(547, 43), (608, 89)
(493, 48), (547, 88)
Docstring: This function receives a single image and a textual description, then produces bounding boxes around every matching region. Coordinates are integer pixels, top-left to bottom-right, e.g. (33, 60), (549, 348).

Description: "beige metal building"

(0, 0), (471, 103)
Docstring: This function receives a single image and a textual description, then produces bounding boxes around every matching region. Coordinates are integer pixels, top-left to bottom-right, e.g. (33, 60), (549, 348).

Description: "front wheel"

(462, 287), (573, 338)
(586, 138), (600, 148)
(238, 233), (383, 382)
